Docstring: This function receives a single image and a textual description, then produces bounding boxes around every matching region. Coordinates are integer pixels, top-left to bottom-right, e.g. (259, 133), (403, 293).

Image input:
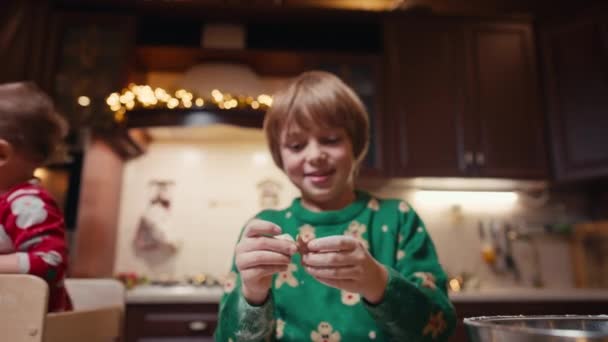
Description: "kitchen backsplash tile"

(114, 133), (300, 279)
(114, 127), (589, 289)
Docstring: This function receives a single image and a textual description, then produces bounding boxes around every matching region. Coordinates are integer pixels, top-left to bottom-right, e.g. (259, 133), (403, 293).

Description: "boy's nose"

(305, 143), (327, 162)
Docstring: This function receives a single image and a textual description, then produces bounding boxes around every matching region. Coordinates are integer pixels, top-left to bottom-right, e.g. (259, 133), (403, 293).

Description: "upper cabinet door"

(465, 22), (548, 179)
(0, 2), (53, 89)
(384, 18), (473, 177)
(541, 12), (608, 182)
(384, 16), (549, 179)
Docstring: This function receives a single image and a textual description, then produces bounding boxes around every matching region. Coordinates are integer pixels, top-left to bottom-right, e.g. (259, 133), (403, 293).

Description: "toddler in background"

(0, 82), (72, 312)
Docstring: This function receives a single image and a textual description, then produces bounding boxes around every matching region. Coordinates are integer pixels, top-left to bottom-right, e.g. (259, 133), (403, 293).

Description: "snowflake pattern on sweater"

(0, 182), (72, 312)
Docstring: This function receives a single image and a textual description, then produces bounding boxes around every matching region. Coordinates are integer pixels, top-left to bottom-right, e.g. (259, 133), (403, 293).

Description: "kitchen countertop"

(449, 288), (608, 303)
(126, 285), (608, 304)
(127, 285), (224, 304)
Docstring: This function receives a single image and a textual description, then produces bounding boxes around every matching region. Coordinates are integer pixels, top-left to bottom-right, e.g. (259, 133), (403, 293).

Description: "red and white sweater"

(0, 181), (72, 312)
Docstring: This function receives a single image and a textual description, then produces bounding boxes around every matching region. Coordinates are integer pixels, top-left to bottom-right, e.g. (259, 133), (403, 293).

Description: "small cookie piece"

(274, 233), (295, 242)
(296, 234), (309, 254)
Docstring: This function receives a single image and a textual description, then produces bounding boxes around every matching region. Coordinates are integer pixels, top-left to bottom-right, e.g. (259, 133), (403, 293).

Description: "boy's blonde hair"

(0, 82), (68, 163)
(264, 71), (370, 169)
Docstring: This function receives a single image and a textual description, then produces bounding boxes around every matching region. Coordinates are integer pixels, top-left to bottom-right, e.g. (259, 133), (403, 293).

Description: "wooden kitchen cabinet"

(384, 16), (548, 179)
(540, 9), (608, 182)
(384, 18), (470, 177)
(126, 303), (219, 341)
(125, 298), (608, 341)
(0, 1), (54, 89)
(464, 21), (548, 178)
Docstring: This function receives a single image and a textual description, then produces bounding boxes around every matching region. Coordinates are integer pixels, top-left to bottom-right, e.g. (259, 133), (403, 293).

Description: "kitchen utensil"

(572, 221), (608, 287)
(479, 221), (497, 265)
(464, 315), (608, 342)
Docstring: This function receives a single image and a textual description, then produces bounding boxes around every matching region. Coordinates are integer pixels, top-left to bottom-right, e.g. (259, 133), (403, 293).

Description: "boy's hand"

(235, 219), (297, 305)
(301, 236), (389, 304)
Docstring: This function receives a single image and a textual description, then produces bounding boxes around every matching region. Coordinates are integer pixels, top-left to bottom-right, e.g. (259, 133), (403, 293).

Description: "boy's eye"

(321, 136), (341, 144)
(287, 142), (304, 151)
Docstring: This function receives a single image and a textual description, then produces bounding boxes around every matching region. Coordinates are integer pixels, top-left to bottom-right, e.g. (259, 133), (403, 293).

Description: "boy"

(216, 71), (455, 341)
(0, 82), (72, 312)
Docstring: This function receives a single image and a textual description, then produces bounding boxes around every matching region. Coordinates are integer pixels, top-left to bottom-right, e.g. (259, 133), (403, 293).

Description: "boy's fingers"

(302, 252), (353, 267)
(244, 219), (281, 237)
(237, 237), (297, 256)
(307, 236), (358, 252)
(236, 251), (291, 270)
(242, 265), (288, 280)
(305, 265), (359, 280)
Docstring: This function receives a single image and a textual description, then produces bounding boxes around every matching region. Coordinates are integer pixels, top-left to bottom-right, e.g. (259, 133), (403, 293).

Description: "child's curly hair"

(0, 82), (68, 164)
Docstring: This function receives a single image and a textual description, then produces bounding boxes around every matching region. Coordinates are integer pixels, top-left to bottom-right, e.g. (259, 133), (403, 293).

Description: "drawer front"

(127, 303), (219, 341)
(139, 339), (215, 342)
(140, 312), (218, 336)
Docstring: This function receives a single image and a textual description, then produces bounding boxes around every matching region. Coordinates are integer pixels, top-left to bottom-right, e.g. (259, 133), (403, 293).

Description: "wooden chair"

(0, 275), (125, 342)
(45, 306), (123, 342)
(45, 278), (125, 342)
(0, 274), (48, 342)
(64, 278), (125, 311)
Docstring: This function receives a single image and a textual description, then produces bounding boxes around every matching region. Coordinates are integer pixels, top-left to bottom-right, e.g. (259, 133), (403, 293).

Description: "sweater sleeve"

(215, 269), (275, 342)
(1, 187), (69, 283)
(363, 205), (457, 341)
(215, 217), (276, 342)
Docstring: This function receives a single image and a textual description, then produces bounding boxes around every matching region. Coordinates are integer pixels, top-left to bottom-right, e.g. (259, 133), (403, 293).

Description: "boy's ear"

(0, 139), (14, 167)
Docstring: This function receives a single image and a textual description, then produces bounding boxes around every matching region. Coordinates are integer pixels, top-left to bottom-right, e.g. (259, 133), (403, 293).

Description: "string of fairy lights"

(105, 84), (273, 123)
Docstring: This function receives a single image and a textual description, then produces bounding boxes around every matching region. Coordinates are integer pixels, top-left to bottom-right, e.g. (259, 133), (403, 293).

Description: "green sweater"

(216, 191), (456, 342)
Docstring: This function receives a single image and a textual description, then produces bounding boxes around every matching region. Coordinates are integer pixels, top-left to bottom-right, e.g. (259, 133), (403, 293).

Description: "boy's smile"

(280, 124), (356, 211)
(305, 167), (336, 185)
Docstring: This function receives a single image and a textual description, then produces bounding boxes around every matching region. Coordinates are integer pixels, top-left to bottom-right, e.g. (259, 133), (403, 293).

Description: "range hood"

(175, 23), (269, 97)
(113, 23), (282, 130)
(175, 62), (268, 99)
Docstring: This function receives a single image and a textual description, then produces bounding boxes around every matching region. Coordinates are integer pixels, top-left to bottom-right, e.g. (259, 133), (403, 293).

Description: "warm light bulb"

(449, 278), (462, 292)
(155, 88), (168, 101)
(251, 101), (260, 109)
(226, 99), (237, 108)
(33, 168), (48, 180)
(167, 98), (179, 109)
(195, 98), (204, 107)
(106, 93), (120, 106)
(258, 94), (273, 106)
(114, 109), (126, 123)
(211, 89), (223, 102)
(77, 96), (91, 107)
(125, 91), (134, 101)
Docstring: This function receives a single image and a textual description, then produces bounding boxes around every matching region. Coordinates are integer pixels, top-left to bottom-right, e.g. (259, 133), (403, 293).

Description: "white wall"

(114, 126), (588, 289)
(359, 183), (587, 289)
(113, 128), (300, 279)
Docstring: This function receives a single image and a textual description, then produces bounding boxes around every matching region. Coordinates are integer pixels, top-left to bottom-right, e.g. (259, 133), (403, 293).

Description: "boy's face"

(0, 139), (37, 192)
(279, 123), (356, 207)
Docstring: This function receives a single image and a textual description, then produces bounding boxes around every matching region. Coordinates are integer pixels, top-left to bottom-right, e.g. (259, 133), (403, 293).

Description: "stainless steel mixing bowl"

(464, 315), (608, 342)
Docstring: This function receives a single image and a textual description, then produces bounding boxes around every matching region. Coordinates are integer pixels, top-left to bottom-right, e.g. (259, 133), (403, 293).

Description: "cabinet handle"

(189, 321), (208, 331)
(464, 151), (474, 165)
(476, 152), (486, 166)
